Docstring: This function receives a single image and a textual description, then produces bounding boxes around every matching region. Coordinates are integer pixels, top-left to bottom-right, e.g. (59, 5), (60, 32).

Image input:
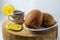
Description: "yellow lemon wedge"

(6, 23), (23, 31)
(2, 4), (14, 16)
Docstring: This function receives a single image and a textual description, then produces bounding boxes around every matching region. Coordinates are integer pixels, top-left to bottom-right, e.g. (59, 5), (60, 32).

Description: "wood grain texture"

(2, 20), (58, 40)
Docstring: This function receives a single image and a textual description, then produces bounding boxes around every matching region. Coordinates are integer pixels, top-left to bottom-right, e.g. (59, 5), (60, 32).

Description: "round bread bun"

(24, 9), (43, 29)
(42, 13), (55, 27)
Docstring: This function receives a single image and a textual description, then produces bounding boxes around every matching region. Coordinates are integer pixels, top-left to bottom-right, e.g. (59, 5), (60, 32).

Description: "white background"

(0, 0), (60, 40)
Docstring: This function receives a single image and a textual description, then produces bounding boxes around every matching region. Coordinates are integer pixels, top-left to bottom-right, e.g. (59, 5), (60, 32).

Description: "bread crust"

(25, 9), (43, 29)
(42, 13), (55, 27)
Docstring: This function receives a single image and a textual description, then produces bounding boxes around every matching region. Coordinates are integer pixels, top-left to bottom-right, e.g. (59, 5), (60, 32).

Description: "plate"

(23, 22), (57, 31)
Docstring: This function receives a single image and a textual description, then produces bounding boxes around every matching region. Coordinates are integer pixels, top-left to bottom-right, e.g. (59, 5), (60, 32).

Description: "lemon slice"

(6, 23), (23, 31)
(2, 4), (14, 16)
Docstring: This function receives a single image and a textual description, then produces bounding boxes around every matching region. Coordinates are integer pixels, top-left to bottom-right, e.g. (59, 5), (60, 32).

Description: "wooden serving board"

(2, 20), (58, 40)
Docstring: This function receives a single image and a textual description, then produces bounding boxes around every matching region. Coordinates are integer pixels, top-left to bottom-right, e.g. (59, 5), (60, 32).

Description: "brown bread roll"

(42, 13), (55, 27)
(24, 9), (43, 29)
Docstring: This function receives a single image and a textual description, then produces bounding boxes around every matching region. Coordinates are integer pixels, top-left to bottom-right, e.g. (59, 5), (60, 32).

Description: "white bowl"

(23, 22), (57, 31)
